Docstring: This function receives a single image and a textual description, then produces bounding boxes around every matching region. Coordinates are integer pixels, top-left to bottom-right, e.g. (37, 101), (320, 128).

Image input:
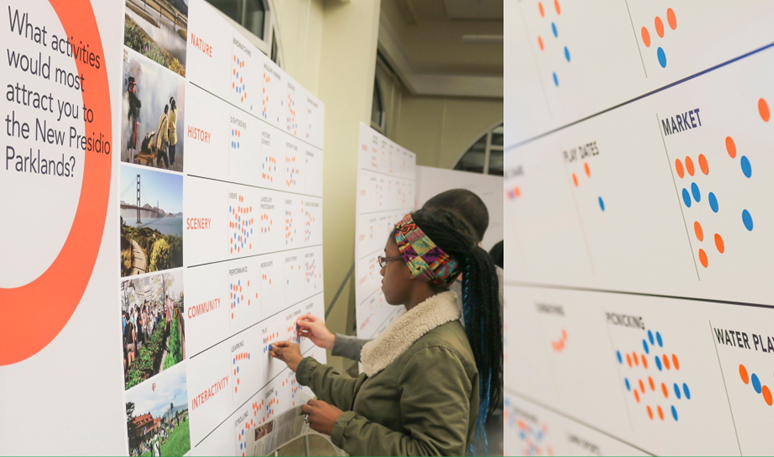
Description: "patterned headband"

(394, 214), (460, 286)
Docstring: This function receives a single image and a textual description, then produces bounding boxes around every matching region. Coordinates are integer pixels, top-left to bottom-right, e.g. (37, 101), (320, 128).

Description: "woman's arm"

(332, 346), (474, 456)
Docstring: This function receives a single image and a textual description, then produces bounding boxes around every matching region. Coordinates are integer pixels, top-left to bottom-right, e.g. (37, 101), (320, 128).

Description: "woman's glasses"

(377, 256), (402, 268)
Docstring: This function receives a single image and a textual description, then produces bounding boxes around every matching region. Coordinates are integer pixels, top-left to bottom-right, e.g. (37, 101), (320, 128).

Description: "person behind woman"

(271, 208), (502, 455)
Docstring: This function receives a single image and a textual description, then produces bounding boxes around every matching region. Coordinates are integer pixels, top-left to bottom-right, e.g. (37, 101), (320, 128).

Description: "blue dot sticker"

(674, 383), (681, 399)
(598, 197), (605, 211)
(625, 378), (631, 391)
(708, 192), (719, 213)
(657, 47), (667, 68)
(552, 72), (559, 87)
(648, 330), (654, 345)
(683, 383), (691, 400)
(682, 188), (691, 207)
(741, 156), (752, 178)
(671, 405), (678, 421)
(564, 46), (570, 62)
(691, 182), (701, 203)
(752, 373), (762, 394)
(642, 339), (649, 354)
(655, 356), (663, 371)
(552, 22), (558, 37)
(742, 209), (754, 231)
(616, 351), (622, 364)
(656, 332), (663, 347)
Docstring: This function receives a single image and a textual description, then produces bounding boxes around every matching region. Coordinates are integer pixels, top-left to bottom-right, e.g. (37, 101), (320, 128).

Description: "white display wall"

(0, 0), (326, 454)
(354, 123), (416, 340)
(505, 1), (774, 455)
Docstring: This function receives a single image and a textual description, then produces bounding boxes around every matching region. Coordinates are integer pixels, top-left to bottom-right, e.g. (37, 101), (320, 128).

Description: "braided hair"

(409, 208), (503, 443)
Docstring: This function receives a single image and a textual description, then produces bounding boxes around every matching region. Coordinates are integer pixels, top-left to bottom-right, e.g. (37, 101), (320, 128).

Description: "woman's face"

(381, 235), (414, 305)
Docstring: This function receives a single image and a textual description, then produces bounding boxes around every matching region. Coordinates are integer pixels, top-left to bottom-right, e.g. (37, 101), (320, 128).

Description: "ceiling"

(379, 0), (504, 98)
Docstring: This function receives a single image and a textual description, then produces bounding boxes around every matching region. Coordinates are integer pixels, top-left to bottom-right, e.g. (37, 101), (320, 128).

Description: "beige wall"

(392, 92), (503, 169)
(271, 0), (324, 94)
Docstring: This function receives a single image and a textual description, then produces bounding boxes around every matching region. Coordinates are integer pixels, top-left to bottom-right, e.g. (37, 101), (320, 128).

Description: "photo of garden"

(124, 0), (187, 76)
(121, 269), (185, 390)
(120, 166), (184, 277)
(125, 362), (190, 456)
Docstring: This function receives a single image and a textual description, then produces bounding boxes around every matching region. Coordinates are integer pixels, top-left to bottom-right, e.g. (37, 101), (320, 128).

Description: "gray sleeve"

(331, 334), (370, 362)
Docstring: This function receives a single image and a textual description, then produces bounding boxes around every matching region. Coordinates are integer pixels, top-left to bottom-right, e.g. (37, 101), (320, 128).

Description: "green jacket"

(297, 319), (479, 456)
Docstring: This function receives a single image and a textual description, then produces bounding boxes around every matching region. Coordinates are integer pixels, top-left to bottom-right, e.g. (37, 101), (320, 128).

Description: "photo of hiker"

(124, 0), (187, 76)
(122, 48), (186, 172)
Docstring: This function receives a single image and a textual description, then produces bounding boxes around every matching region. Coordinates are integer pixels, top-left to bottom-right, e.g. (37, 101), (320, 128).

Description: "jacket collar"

(361, 291), (460, 377)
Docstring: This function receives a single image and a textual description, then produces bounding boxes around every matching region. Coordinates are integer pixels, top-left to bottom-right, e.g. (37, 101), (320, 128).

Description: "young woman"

(271, 208), (502, 456)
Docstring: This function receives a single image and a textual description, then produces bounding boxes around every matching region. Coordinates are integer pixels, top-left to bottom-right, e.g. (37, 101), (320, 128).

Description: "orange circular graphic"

(694, 221), (703, 241)
(658, 405), (664, 420)
(715, 233), (725, 253)
(0, 0), (112, 365)
(662, 382), (668, 398)
(698, 154), (709, 175)
(538, 35), (544, 51)
(699, 249), (708, 268)
(726, 136), (737, 158)
(538, 2), (545, 17)
(685, 156), (695, 176)
(764, 385), (773, 406)
(740, 364), (749, 384)
(554, 0), (561, 15)
(655, 16), (664, 38)
(759, 98), (770, 122)
(641, 27), (651, 47)
(584, 162), (590, 177)
(667, 8), (677, 30)
(674, 158), (684, 178)
(672, 354), (680, 370)
(572, 173), (578, 187)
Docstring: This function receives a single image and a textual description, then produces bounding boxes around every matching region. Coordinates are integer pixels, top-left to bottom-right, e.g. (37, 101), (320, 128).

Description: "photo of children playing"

(122, 48), (186, 172)
(121, 269), (185, 390)
(125, 362), (190, 456)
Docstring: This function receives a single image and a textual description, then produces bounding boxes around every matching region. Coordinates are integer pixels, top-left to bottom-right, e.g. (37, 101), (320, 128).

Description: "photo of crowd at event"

(121, 270), (185, 390)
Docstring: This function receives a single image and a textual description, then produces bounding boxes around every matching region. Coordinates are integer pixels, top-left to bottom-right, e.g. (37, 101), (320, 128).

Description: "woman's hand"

(296, 313), (336, 350)
(301, 399), (343, 435)
(270, 341), (304, 372)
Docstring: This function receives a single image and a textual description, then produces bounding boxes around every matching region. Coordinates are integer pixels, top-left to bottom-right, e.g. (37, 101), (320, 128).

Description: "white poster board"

(416, 166), (503, 252)
(354, 123), (416, 340)
(505, 1), (774, 455)
(1, 0), (326, 454)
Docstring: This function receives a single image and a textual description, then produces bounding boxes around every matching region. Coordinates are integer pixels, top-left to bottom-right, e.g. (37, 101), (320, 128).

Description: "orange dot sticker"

(662, 382), (668, 398)
(554, 0), (561, 15)
(674, 158), (684, 178)
(538, 36), (544, 51)
(698, 154), (709, 175)
(760, 98), (770, 122)
(685, 156), (695, 176)
(715, 233), (725, 254)
(658, 405), (664, 420)
(572, 173), (578, 187)
(740, 364), (749, 384)
(699, 249), (708, 268)
(667, 8), (677, 30)
(672, 354), (680, 370)
(538, 2), (545, 17)
(649, 376), (655, 391)
(655, 16), (664, 38)
(639, 379), (645, 392)
(764, 386), (773, 406)
(641, 27), (651, 47)
(642, 355), (648, 369)
(694, 221), (703, 241)
(647, 406), (653, 420)
(634, 390), (640, 403)
(663, 354), (671, 370)
(726, 136), (737, 158)
(584, 162), (590, 177)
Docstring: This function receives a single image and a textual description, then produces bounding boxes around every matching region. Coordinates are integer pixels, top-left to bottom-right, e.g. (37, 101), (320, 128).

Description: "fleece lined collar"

(360, 291), (460, 377)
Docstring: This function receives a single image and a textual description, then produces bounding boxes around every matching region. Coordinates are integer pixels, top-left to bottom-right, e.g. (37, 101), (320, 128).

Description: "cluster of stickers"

(116, 0), (325, 455)
(354, 123), (417, 340)
(505, 1), (774, 455)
